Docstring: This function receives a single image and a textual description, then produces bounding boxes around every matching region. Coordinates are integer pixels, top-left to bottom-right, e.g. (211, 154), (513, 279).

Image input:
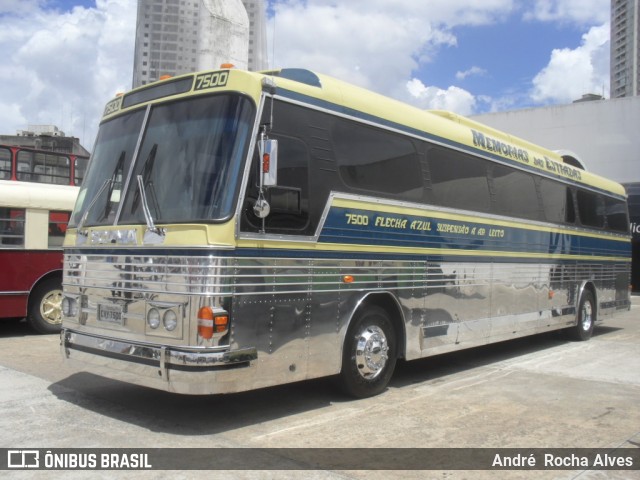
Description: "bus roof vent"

(554, 150), (586, 170)
(270, 69), (322, 88)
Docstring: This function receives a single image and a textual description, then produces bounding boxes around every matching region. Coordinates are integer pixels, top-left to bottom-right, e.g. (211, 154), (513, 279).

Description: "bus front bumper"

(60, 329), (258, 395)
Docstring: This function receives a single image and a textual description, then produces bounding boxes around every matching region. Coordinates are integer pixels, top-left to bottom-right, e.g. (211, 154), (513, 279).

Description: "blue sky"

(0, 0), (611, 148)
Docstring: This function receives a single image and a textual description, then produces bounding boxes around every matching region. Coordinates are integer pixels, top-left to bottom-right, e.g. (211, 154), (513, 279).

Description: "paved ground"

(0, 297), (638, 479)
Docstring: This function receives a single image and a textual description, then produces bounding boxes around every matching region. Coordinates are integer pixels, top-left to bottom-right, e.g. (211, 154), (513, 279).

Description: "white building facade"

(132, 0), (267, 88)
(472, 96), (640, 184)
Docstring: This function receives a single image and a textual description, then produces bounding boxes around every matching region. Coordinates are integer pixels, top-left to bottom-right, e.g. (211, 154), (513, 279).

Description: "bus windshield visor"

(70, 94), (254, 227)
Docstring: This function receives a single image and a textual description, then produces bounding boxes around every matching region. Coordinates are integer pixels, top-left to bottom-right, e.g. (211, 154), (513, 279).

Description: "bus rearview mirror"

(259, 139), (278, 187)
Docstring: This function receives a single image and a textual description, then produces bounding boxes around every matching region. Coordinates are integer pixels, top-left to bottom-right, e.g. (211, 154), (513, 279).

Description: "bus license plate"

(97, 304), (123, 325)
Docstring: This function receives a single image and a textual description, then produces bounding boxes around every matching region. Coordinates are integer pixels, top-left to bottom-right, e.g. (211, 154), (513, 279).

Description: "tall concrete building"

(611, 0), (640, 97)
(243, 0), (268, 72)
(132, 0), (267, 88)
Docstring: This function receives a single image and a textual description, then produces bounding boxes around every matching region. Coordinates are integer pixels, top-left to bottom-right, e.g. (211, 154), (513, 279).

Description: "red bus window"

(0, 207), (25, 247)
(74, 156), (89, 185)
(0, 148), (10, 180)
(48, 211), (71, 247)
(17, 150), (71, 185)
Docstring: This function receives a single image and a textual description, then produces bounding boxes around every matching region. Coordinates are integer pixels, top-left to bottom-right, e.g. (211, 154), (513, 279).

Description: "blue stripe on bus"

(317, 207), (631, 258)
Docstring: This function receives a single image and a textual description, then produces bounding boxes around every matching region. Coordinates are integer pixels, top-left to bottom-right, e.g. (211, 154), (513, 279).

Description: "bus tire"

(566, 290), (596, 341)
(339, 306), (397, 398)
(27, 278), (63, 335)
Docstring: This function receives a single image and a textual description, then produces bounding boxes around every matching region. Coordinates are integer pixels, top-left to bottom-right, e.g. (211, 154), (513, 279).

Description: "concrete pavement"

(0, 297), (639, 479)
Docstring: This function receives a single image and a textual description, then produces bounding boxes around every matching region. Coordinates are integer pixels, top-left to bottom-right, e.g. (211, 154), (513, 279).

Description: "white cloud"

(0, 0), (613, 151)
(406, 79), (476, 115)
(269, 0), (514, 107)
(523, 0), (610, 25)
(0, 0), (40, 15)
(531, 23), (610, 104)
(0, 0), (135, 149)
(455, 66), (487, 81)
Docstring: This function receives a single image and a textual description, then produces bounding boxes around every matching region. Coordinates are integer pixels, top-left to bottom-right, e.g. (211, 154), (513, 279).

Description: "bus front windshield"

(70, 93), (254, 228)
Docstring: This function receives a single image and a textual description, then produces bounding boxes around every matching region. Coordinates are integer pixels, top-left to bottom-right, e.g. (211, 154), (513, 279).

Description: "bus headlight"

(147, 308), (160, 329)
(163, 310), (178, 331)
(62, 296), (78, 317)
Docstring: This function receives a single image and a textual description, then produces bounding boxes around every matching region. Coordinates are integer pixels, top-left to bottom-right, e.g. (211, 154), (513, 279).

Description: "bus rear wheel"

(339, 306), (397, 398)
(566, 290), (596, 341)
(27, 278), (63, 334)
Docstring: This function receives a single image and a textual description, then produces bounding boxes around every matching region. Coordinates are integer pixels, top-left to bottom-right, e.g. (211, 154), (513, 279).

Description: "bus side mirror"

(259, 139), (278, 187)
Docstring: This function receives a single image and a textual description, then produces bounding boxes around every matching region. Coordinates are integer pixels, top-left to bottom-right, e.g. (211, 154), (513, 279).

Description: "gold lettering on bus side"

(374, 216), (407, 229)
(410, 220), (432, 231)
(473, 127), (582, 181)
(436, 222), (470, 235)
(345, 213), (369, 226)
(470, 129), (529, 163)
(341, 211), (510, 239)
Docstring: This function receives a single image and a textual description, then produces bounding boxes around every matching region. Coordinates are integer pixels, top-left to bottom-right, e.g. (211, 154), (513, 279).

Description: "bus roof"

(102, 67), (626, 198)
(0, 180), (79, 211)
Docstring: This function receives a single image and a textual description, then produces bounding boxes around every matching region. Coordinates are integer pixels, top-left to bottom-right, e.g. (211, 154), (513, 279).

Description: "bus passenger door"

(237, 130), (326, 385)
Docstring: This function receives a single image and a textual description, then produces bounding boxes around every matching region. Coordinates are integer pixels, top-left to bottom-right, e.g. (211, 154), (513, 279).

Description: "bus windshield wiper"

(136, 174), (164, 238)
(76, 178), (112, 233)
(77, 150), (125, 234)
(132, 144), (157, 213)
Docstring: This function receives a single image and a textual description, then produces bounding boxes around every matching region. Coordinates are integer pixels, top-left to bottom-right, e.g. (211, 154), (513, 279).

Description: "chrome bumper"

(60, 329), (258, 395)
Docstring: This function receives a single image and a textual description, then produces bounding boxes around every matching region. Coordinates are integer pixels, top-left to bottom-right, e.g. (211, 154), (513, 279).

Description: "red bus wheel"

(27, 278), (63, 334)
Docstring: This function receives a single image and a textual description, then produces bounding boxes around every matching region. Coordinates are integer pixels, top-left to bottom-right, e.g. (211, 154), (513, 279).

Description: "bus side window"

(428, 146), (490, 213)
(491, 164), (541, 220)
(48, 211), (70, 247)
(604, 197), (629, 232)
(0, 208), (25, 247)
(540, 179), (574, 225)
(0, 147), (11, 180)
(16, 151), (33, 182)
(577, 189), (604, 228)
(333, 119), (422, 201)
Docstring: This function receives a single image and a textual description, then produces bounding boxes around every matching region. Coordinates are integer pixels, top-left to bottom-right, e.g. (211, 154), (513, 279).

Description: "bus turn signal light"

(214, 314), (229, 332)
(197, 307), (229, 339)
(197, 307), (214, 339)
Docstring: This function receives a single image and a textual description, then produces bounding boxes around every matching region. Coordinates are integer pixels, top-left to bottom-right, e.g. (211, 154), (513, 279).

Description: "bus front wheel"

(27, 278), (63, 335)
(567, 290), (596, 341)
(339, 306), (397, 398)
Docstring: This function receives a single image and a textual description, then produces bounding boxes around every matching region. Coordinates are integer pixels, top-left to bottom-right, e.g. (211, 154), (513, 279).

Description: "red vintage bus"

(0, 144), (86, 333)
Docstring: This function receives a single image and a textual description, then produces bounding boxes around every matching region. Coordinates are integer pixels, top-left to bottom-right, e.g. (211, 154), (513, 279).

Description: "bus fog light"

(163, 310), (178, 331)
(147, 308), (160, 329)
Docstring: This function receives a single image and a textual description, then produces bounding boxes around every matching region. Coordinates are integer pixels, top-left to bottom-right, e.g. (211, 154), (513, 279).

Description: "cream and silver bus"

(60, 68), (631, 397)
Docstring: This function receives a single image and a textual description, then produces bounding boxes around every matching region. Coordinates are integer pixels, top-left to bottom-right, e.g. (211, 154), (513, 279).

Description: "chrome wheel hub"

(355, 325), (389, 380)
(581, 301), (593, 331)
(40, 290), (63, 325)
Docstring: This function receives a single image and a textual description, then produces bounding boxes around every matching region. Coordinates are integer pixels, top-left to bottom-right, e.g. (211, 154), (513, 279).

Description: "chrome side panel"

(63, 249), (631, 394)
